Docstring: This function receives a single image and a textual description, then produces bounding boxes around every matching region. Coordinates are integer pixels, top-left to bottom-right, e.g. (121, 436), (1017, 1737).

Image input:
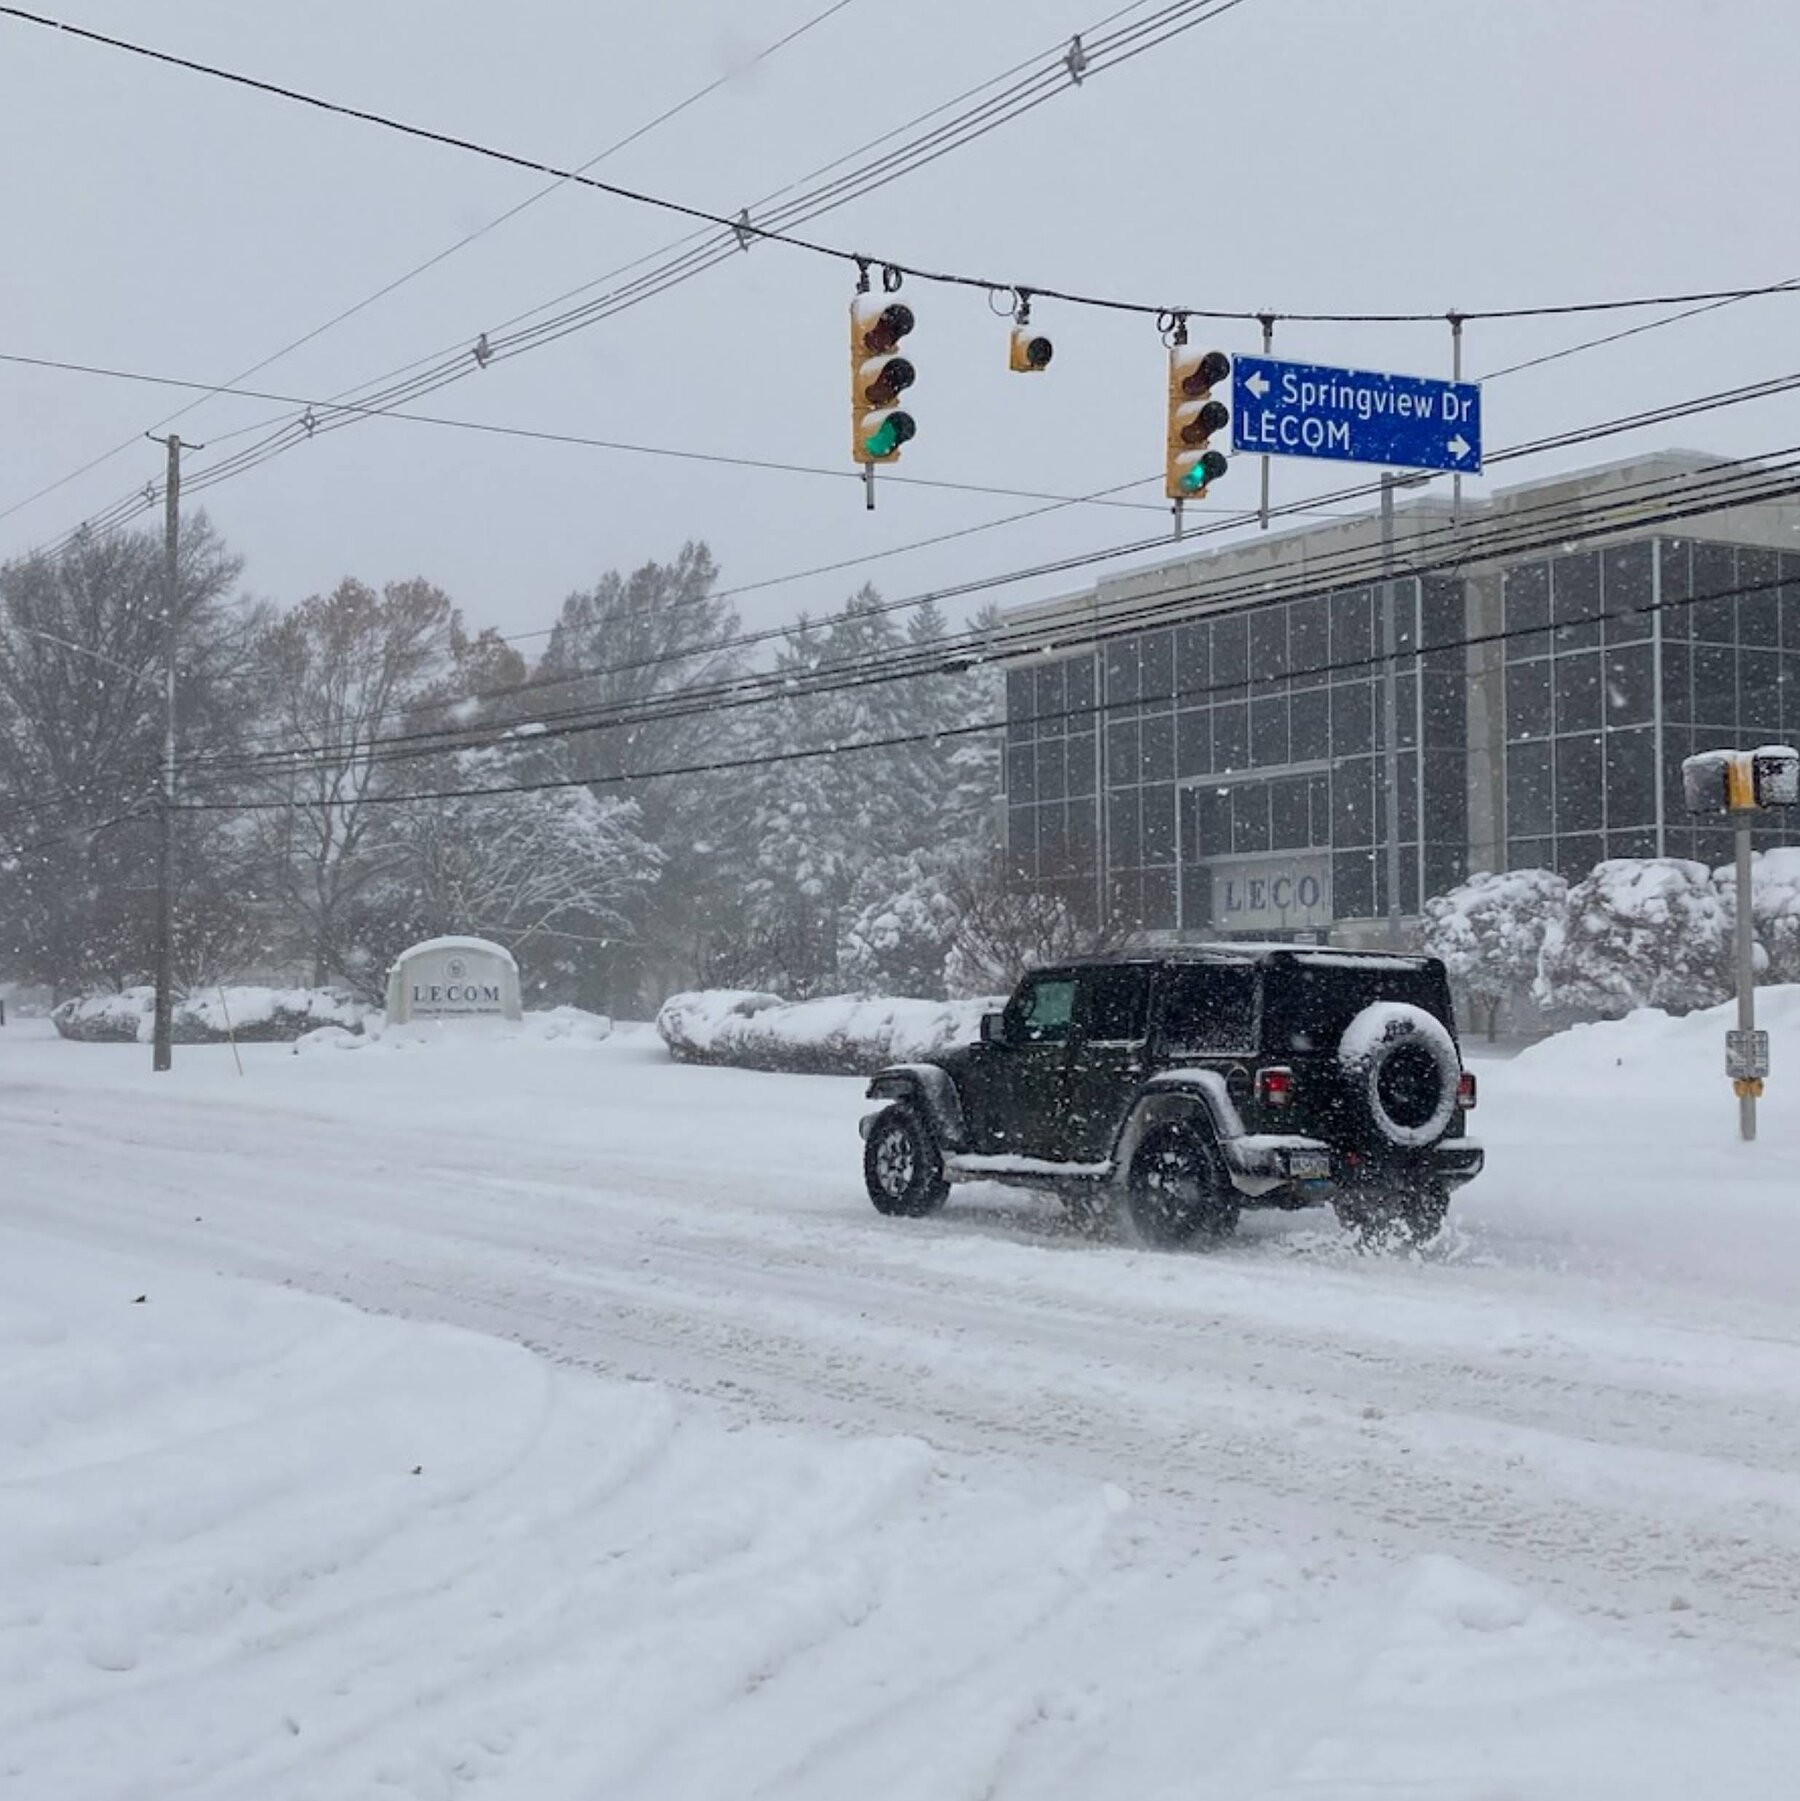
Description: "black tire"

(863, 1105), (949, 1217)
(1122, 1123), (1239, 1249)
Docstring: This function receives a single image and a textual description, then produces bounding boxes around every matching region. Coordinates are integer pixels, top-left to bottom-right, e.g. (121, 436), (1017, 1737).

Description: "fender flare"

(865, 1062), (969, 1152)
(1111, 1070), (1242, 1176)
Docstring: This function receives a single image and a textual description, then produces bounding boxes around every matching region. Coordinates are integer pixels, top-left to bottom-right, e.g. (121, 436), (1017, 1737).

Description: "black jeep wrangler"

(859, 946), (1482, 1247)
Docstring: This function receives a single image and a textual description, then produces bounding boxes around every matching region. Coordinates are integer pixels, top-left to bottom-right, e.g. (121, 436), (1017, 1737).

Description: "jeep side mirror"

(980, 1011), (1007, 1045)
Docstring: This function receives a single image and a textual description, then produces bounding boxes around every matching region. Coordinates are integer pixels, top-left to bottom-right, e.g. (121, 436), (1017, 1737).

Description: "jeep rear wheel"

(1123, 1124), (1239, 1249)
(863, 1106), (949, 1218)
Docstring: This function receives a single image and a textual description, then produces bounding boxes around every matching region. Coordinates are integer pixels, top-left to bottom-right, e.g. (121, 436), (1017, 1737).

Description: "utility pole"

(1379, 471), (1431, 948)
(148, 433), (190, 1073)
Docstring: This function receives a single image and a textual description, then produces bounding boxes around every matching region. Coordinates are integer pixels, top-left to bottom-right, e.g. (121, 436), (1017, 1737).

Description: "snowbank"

(296, 1004), (613, 1054)
(657, 988), (992, 1075)
(52, 985), (367, 1044)
(1511, 981), (1800, 1080)
(6, 1229), (1796, 1800)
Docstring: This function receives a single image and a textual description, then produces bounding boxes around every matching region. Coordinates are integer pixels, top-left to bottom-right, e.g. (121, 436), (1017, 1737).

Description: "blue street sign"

(1232, 354), (1482, 474)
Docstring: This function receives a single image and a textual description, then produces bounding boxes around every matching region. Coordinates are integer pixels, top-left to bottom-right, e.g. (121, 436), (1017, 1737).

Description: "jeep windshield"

(1259, 956), (1455, 1055)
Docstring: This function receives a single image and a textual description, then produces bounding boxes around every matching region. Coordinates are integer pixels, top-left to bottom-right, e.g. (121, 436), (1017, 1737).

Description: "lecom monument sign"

(384, 936), (522, 1024)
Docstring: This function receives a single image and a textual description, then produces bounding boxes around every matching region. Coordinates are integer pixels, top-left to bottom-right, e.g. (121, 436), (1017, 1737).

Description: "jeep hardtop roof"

(1043, 944), (1440, 973)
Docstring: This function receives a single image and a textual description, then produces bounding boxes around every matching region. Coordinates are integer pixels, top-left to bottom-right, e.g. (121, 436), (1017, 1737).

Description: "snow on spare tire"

(1336, 1001), (1460, 1149)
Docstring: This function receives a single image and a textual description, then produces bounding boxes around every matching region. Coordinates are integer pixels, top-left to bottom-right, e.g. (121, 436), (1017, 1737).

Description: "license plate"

(1287, 1151), (1331, 1180)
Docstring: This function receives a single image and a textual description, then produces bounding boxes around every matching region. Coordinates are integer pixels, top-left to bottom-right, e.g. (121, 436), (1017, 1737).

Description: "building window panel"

(1197, 786), (1232, 860)
(1066, 732), (1096, 799)
(1034, 660), (1066, 726)
(1691, 544), (1738, 641)
(1036, 736), (1066, 802)
(1308, 772), (1332, 847)
(1006, 668), (1036, 732)
(1601, 542), (1654, 642)
(1425, 842), (1465, 903)
(1213, 701), (1248, 773)
(1250, 696), (1290, 768)
(1007, 803), (1036, 876)
(1608, 828), (1658, 861)
(1290, 687), (1329, 761)
(1177, 709), (1211, 778)
(1555, 734), (1603, 833)
(1784, 653), (1800, 734)
(1742, 648), (1782, 733)
(1067, 653), (1097, 715)
(1007, 742), (1036, 805)
(1141, 630), (1175, 708)
(1211, 615), (1249, 693)
(1556, 833), (1603, 884)
(1506, 659), (1553, 741)
(1552, 551), (1602, 650)
(1139, 867), (1176, 931)
(1505, 563), (1552, 662)
(1660, 727), (1693, 836)
(1141, 712), (1175, 784)
(1423, 667), (1465, 747)
(1332, 683), (1374, 757)
(1507, 739), (1554, 838)
(1141, 784), (1177, 865)
(1660, 642), (1691, 722)
(1603, 643), (1654, 727)
(1333, 850), (1375, 921)
(1604, 727), (1655, 828)
(1066, 798), (1097, 868)
(1509, 836), (1553, 872)
(1739, 550), (1781, 646)
(1783, 555), (1800, 650)
(1423, 577), (1464, 652)
(1232, 782), (1272, 854)
(1250, 606), (1289, 679)
(1289, 595), (1329, 681)
(1332, 757), (1375, 847)
(1105, 638), (1141, 704)
(1425, 750), (1467, 845)
(1105, 719), (1137, 790)
(1037, 803), (1069, 872)
(1693, 643), (1736, 727)
(1397, 752), (1419, 842)
(1659, 540), (1692, 638)
(1108, 789), (1140, 869)
(1175, 624), (1207, 701)
(1330, 588), (1374, 673)
(1271, 777), (1310, 850)
(1555, 651), (1603, 734)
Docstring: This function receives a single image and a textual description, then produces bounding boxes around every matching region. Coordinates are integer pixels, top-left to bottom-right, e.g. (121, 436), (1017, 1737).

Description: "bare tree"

(249, 577), (453, 989)
(942, 844), (1125, 998)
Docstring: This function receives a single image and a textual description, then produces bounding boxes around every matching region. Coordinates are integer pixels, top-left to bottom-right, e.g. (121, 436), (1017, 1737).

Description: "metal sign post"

(1732, 809), (1760, 1142)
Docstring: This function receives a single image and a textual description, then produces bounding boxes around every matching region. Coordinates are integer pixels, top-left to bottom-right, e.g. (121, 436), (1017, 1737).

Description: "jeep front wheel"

(863, 1106), (949, 1218)
(1122, 1124), (1239, 1249)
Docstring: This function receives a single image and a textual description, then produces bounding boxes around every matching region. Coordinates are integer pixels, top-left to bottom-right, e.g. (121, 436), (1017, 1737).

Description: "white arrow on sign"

(1244, 371), (1271, 399)
(1447, 434), (1472, 461)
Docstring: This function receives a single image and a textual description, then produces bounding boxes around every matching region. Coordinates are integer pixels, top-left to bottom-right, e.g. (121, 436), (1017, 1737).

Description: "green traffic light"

(864, 421), (900, 457)
(1181, 450), (1228, 494)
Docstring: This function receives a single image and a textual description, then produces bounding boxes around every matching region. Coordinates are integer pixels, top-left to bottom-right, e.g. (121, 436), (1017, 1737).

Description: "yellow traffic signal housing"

(1009, 325), (1053, 372)
(850, 297), (917, 463)
(1166, 345), (1231, 500)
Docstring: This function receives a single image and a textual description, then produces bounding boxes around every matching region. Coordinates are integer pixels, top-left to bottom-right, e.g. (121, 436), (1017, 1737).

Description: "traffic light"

(1681, 745), (1800, 813)
(850, 297), (917, 463)
(1166, 346), (1231, 500)
(1009, 324), (1053, 372)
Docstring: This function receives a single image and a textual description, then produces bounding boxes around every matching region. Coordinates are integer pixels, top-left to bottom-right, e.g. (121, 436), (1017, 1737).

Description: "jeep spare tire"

(1336, 1002), (1460, 1150)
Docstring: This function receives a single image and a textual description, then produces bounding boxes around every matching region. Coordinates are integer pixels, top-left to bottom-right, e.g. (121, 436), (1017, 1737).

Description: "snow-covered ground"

(5, 997), (1800, 1797)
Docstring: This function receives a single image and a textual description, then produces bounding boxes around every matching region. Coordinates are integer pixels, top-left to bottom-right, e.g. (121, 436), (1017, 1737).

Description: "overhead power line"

(7, 0), (1222, 559)
(6, 0), (1795, 332)
(166, 467), (1800, 818)
(180, 442), (1800, 787)
(0, 0), (863, 529)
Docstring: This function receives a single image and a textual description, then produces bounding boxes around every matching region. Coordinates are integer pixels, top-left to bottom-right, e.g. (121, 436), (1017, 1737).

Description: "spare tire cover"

(1336, 1002), (1459, 1150)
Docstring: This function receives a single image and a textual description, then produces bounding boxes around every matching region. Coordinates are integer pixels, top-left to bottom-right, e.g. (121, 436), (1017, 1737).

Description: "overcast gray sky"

(2, 0), (1794, 646)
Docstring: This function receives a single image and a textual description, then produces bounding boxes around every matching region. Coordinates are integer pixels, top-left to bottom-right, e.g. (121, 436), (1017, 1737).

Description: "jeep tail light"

(1456, 1070), (1477, 1111)
(1258, 1066), (1295, 1109)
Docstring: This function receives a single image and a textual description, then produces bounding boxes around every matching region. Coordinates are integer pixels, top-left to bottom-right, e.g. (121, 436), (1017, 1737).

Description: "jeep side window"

(1006, 976), (1078, 1044)
(1077, 965), (1151, 1043)
(1159, 965), (1256, 1054)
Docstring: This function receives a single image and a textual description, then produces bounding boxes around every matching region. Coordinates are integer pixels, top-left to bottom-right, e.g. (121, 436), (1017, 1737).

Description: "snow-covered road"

(6, 1003), (1800, 1795)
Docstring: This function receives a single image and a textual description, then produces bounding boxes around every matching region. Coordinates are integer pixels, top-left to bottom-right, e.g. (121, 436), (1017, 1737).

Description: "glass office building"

(1002, 456), (1800, 943)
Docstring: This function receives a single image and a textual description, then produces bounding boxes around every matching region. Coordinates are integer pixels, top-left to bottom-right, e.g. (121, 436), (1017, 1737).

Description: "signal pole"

(148, 433), (191, 1073)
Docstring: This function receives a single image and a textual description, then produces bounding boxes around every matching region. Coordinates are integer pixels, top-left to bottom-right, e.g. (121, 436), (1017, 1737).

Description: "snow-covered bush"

(1535, 859), (1733, 1017)
(53, 985), (368, 1044)
(838, 854), (960, 1000)
(656, 989), (991, 1076)
(1739, 847), (1800, 984)
(1421, 868), (1568, 1040)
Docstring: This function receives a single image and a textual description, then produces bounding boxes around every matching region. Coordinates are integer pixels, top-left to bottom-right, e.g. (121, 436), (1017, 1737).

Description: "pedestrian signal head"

(1009, 326), (1053, 373)
(852, 298), (918, 463)
(1166, 347), (1231, 500)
